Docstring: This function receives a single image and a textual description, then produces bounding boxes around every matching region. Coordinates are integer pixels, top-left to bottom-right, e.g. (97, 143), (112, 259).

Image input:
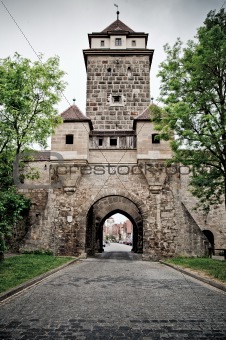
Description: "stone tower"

(83, 16), (153, 131)
(17, 14), (226, 260)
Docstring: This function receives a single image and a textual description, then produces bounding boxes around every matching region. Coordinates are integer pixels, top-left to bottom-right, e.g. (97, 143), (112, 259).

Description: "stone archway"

(203, 230), (215, 249)
(85, 195), (144, 256)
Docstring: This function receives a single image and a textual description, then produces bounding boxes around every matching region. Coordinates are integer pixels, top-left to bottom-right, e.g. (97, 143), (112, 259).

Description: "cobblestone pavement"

(1, 244), (226, 339)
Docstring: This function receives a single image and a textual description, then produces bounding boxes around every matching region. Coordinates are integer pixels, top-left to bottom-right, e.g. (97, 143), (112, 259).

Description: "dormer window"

(132, 40), (136, 46)
(115, 38), (122, 46)
(101, 40), (105, 47)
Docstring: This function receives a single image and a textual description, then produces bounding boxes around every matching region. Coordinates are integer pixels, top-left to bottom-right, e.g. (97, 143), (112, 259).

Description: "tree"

(0, 53), (66, 154)
(0, 187), (30, 260)
(0, 53), (66, 259)
(154, 9), (226, 212)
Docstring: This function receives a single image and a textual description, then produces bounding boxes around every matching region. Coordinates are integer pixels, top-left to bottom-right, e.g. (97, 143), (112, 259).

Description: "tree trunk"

(0, 251), (4, 261)
(224, 177), (226, 211)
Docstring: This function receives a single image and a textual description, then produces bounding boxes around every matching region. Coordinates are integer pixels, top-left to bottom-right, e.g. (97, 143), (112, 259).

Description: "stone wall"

(18, 188), (51, 252)
(86, 55), (150, 130)
(136, 121), (172, 160)
(17, 161), (210, 260)
(179, 169), (226, 249)
(51, 122), (90, 160)
(13, 133), (223, 259)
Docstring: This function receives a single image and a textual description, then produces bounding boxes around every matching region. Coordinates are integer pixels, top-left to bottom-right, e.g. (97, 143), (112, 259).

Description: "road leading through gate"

(0, 244), (226, 339)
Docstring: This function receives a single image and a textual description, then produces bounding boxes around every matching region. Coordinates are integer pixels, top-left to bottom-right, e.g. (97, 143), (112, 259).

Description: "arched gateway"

(85, 195), (144, 255)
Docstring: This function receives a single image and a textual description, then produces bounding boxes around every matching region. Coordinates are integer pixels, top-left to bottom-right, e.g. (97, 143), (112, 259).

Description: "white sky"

(111, 213), (128, 224)
(1, 0), (224, 115)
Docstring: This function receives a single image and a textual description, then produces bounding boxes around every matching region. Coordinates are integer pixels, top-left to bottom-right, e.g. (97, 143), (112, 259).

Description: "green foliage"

(0, 53), (66, 256)
(0, 52), (66, 154)
(0, 187), (30, 253)
(22, 249), (53, 255)
(0, 152), (15, 189)
(166, 256), (226, 283)
(155, 9), (226, 210)
(0, 254), (74, 293)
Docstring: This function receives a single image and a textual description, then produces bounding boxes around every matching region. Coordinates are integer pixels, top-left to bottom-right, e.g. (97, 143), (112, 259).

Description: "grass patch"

(166, 257), (226, 283)
(0, 254), (74, 293)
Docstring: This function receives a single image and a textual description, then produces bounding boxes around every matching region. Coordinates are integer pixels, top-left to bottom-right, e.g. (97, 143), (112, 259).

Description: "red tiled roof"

(60, 105), (90, 122)
(101, 19), (134, 33)
(134, 106), (152, 121)
(133, 105), (155, 129)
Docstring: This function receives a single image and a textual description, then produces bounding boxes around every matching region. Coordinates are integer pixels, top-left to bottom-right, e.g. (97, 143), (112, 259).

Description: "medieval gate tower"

(19, 14), (226, 260)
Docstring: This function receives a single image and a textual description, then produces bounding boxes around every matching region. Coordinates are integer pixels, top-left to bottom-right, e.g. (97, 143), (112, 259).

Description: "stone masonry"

(16, 16), (226, 260)
(85, 55), (150, 130)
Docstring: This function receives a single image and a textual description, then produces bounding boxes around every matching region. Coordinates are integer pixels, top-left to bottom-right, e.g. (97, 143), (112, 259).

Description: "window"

(107, 67), (111, 74)
(98, 138), (103, 146)
(108, 93), (126, 106)
(152, 134), (160, 144)
(112, 95), (121, 103)
(101, 40), (105, 47)
(66, 134), (74, 144)
(127, 67), (131, 77)
(132, 40), (136, 46)
(115, 38), (122, 46)
(110, 138), (117, 146)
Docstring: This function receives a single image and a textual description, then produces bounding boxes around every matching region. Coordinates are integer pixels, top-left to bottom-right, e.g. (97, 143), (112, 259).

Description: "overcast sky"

(1, 0), (224, 115)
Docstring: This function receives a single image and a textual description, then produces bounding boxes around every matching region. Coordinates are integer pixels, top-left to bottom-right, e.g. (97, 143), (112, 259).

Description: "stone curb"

(0, 258), (79, 303)
(160, 261), (226, 293)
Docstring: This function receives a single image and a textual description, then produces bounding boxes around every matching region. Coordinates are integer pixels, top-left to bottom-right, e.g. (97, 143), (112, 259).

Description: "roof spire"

(114, 4), (119, 20)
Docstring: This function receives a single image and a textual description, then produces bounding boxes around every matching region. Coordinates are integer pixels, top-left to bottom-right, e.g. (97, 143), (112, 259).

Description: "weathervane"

(114, 3), (119, 20)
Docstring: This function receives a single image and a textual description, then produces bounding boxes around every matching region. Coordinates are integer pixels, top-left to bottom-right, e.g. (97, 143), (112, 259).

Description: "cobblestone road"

(1, 244), (226, 339)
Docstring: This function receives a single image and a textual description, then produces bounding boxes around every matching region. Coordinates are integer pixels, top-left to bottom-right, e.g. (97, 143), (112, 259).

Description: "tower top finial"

(114, 4), (119, 20)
